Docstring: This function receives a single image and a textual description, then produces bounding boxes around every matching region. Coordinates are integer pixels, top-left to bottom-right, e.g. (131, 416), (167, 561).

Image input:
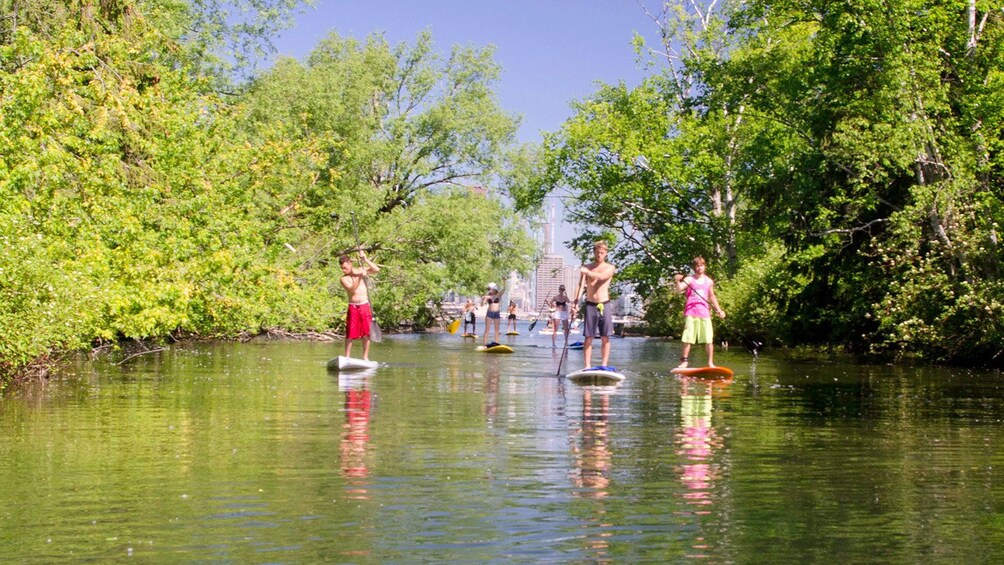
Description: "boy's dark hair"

(339, 254), (352, 265)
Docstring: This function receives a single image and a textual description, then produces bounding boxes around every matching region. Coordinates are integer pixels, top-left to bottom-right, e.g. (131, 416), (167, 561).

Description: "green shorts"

(681, 316), (714, 345)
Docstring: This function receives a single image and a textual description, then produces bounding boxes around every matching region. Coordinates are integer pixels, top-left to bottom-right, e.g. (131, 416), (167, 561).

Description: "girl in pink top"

(674, 256), (726, 368)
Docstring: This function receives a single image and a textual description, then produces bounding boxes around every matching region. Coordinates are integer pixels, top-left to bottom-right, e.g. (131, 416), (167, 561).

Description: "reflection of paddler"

(483, 355), (501, 420)
(676, 380), (723, 511)
(341, 388), (372, 482)
(572, 390), (612, 496)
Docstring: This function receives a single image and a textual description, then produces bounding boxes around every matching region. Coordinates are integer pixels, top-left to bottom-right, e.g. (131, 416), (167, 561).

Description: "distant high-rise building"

(534, 203), (591, 310)
(563, 264), (580, 298)
(535, 255), (564, 310)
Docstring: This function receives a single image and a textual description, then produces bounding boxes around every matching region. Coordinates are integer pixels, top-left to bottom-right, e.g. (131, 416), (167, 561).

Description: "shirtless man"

(571, 240), (617, 370)
(339, 250), (380, 360)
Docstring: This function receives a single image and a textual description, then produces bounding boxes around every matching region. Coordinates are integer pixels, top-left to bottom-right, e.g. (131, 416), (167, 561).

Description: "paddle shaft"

(352, 212), (382, 342)
(558, 271), (587, 376)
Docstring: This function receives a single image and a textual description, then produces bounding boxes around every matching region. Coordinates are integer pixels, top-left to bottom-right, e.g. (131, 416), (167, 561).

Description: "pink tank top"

(684, 276), (712, 318)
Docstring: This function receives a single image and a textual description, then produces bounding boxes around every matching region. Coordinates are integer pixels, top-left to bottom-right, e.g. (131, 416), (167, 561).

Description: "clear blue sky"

(269, 0), (662, 263)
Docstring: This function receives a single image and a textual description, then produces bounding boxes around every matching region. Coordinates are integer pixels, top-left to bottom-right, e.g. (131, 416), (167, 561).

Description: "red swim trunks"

(345, 302), (373, 340)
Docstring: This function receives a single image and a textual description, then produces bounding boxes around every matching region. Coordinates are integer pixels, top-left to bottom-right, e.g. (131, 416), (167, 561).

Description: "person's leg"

(482, 317), (490, 345)
(678, 316), (696, 368)
(582, 303), (599, 368)
(345, 308), (353, 357)
(678, 343), (692, 368)
(362, 336), (371, 361)
(600, 336), (611, 367)
(706, 342), (714, 367)
(493, 317), (500, 343)
(552, 319), (557, 347)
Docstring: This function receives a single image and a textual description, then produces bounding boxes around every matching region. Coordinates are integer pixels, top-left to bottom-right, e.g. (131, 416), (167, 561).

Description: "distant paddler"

(339, 249), (380, 361)
(463, 299), (477, 336)
(505, 300), (518, 334)
(550, 284), (571, 348)
(481, 283), (502, 346)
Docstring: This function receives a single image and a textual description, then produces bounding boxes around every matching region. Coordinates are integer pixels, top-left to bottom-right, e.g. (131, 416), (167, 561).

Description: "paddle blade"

(370, 320), (383, 343)
(528, 319), (538, 332)
(447, 319), (461, 334)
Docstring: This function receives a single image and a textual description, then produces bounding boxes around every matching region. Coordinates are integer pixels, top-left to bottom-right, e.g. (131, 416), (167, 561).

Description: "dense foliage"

(527, 0), (1004, 365)
(0, 1), (535, 386)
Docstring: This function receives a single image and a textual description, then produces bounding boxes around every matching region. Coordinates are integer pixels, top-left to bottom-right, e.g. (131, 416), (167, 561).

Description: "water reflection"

(676, 376), (731, 558)
(572, 389), (613, 496)
(484, 355), (501, 422)
(570, 388), (615, 560)
(8, 338), (1004, 562)
(339, 374), (373, 499)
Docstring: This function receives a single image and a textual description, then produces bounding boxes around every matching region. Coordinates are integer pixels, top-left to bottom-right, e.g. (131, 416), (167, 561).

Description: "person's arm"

(708, 284), (726, 318)
(673, 274), (689, 293)
(599, 263), (617, 284)
(570, 271), (586, 315)
(360, 251), (379, 275)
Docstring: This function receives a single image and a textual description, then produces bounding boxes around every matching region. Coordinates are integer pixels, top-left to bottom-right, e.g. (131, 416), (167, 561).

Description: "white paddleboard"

(327, 356), (378, 372)
(565, 366), (625, 385)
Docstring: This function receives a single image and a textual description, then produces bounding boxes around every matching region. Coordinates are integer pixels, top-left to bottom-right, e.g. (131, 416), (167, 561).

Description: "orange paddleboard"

(671, 366), (734, 378)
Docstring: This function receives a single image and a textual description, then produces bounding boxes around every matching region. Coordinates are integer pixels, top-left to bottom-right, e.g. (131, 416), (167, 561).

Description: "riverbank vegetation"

(0, 1), (535, 386)
(520, 1), (1004, 366)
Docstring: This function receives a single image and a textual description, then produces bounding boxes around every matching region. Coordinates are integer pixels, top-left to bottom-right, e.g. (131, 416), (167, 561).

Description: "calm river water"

(3, 322), (1004, 562)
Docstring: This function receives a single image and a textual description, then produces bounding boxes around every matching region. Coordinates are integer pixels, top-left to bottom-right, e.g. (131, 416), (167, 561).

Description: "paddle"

(438, 307), (462, 334)
(557, 272), (586, 376)
(352, 212), (382, 343)
(527, 295), (550, 332)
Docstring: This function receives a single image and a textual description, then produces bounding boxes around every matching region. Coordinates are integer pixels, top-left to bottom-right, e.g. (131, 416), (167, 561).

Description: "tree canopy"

(0, 1), (536, 385)
(531, 0), (1004, 364)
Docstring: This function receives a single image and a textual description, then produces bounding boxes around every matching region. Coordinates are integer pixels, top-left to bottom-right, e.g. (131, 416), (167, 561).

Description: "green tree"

(714, 0), (1004, 360)
(523, 1), (766, 342)
(241, 31), (537, 323)
(0, 1), (319, 384)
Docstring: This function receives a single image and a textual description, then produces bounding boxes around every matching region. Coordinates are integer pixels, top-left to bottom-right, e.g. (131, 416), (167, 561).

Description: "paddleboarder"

(571, 240), (617, 370)
(674, 256), (726, 368)
(550, 285), (571, 348)
(340, 250), (380, 361)
(506, 300), (518, 334)
(481, 283), (502, 346)
(463, 299), (477, 335)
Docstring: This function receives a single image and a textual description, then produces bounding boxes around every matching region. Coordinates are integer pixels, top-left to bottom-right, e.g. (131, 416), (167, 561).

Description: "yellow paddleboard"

(476, 344), (514, 353)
